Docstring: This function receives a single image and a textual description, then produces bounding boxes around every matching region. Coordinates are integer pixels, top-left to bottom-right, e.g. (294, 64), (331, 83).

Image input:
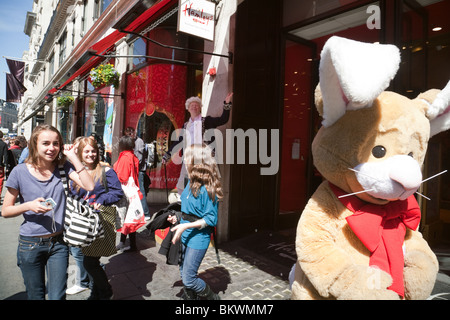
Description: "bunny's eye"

(372, 145), (386, 158)
(408, 152), (414, 157)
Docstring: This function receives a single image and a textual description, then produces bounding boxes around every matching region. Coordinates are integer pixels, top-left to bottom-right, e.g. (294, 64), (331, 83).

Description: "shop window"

(127, 26), (189, 71)
(124, 19), (204, 190)
(82, 81), (115, 163)
(287, 2), (380, 42)
(125, 64), (188, 190)
(146, 27), (188, 63)
(397, 2), (427, 97)
(127, 24), (203, 70)
(283, 0), (361, 28)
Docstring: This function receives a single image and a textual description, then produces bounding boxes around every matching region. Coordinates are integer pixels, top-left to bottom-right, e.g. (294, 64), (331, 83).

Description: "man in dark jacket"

(0, 131), (9, 205)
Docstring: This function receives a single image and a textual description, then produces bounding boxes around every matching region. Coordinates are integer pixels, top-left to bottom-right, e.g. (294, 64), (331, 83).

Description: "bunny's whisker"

(338, 188), (375, 198)
(348, 168), (382, 181)
(415, 192), (431, 201)
(421, 170), (447, 184)
(414, 170), (447, 200)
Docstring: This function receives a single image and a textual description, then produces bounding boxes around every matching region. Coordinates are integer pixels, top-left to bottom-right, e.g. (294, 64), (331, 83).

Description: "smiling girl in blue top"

(169, 144), (223, 300)
(2, 125), (94, 300)
(70, 136), (123, 300)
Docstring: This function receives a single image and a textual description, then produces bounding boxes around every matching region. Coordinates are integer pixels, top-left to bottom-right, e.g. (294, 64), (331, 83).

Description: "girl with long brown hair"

(169, 144), (223, 300)
(2, 125), (94, 300)
(70, 136), (123, 300)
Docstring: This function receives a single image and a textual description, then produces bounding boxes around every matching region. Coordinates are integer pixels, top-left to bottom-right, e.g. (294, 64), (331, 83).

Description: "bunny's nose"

(388, 155), (422, 191)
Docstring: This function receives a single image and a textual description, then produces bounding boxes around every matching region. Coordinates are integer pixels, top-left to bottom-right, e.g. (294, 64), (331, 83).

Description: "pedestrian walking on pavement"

(1, 125), (95, 300)
(169, 144), (223, 300)
(114, 135), (143, 252)
(124, 127), (151, 220)
(70, 136), (124, 300)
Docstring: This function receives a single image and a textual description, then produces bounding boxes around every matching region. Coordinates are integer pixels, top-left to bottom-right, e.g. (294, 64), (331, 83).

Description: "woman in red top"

(113, 135), (143, 252)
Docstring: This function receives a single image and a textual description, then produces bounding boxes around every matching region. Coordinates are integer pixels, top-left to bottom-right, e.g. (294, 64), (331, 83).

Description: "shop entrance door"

(276, 36), (317, 229)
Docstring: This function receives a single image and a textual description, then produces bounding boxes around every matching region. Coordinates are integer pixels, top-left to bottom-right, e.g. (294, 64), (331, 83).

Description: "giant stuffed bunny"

(291, 36), (450, 300)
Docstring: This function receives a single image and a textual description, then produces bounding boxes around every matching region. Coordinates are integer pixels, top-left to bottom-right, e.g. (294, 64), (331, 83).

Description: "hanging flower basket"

(90, 63), (120, 89)
(57, 94), (74, 109)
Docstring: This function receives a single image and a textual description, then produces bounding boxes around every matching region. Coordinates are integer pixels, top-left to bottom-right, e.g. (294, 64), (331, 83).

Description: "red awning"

(54, 0), (178, 92)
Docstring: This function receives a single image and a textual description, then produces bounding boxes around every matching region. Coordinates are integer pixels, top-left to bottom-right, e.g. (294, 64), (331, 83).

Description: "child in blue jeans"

(169, 144), (223, 300)
(2, 125), (94, 300)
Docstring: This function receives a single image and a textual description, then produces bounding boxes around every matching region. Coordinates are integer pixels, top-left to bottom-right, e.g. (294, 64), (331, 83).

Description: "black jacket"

(148, 202), (221, 265)
(147, 202), (182, 265)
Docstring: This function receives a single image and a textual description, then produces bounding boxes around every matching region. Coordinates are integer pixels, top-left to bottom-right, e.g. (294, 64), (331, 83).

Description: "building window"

(59, 31), (67, 67)
(128, 37), (147, 70)
(100, 0), (113, 15)
(95, 0), (113, 19)
(49, 53), (55, 76)
(94, 0), (100, 20)
(82, 0), (88, 36)
(71, 18), (76, 47)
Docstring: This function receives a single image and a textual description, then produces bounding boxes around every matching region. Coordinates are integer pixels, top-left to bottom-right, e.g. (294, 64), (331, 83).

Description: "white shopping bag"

(117, 176), (146, 235)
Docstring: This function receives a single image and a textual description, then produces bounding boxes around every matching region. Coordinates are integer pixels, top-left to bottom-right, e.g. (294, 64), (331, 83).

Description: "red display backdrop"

(126, 64), (188, 189)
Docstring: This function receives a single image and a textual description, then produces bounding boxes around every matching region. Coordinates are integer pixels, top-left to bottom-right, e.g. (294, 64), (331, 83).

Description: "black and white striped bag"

(59, 166), (104, 247)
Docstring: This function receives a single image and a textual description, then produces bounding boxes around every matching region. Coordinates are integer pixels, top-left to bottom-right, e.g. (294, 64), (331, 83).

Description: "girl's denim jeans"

(179, 243), (207, 293)
(17, 234), (69, 300)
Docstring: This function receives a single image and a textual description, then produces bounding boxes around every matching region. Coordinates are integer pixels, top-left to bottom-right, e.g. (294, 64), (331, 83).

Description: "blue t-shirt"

(5, 162), (74, 237)
(180, 181), (218, 249)
(70, 167), (123, 205)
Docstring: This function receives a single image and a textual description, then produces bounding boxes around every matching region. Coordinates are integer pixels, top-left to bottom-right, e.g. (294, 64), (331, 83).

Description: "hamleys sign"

(177, 0), (215, 41)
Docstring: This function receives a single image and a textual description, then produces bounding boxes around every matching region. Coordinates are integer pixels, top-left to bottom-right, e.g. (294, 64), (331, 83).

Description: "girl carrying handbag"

(70, 136), (124, 300)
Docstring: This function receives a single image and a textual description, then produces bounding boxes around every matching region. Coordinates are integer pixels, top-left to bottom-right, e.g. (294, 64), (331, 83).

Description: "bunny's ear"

(319, 36), (401, 127)
(419, 81), (450, 137)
